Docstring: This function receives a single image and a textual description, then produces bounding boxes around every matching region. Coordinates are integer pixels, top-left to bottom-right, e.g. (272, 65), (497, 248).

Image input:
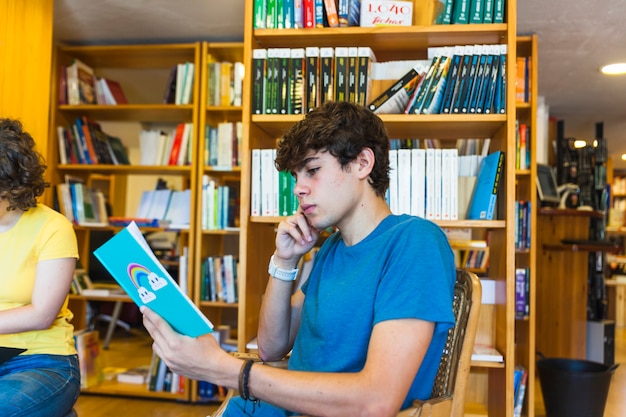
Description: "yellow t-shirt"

(0, 204), (79, 355)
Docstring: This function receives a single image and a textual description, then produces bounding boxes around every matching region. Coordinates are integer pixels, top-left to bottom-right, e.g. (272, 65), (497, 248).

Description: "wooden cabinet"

(514, 34), (538, 417)
(48, 42), (202, 401)
(237, 1), (518, 415)
(535, 208), (605, 359)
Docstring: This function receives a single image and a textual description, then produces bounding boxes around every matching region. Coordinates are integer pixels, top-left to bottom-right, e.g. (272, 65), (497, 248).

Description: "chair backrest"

(429, 269), (482, 417)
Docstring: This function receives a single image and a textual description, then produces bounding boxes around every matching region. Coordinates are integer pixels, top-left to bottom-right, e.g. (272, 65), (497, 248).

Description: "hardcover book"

(93, 222), (214, 337)
(466, 150), (505, 220)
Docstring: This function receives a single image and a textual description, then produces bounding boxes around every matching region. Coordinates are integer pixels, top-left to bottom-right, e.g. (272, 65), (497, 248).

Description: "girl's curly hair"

(0, 119), (49, 211)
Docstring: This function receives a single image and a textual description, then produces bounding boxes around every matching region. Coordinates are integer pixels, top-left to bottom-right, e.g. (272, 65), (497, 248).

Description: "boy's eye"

(307, 167), (319, 175)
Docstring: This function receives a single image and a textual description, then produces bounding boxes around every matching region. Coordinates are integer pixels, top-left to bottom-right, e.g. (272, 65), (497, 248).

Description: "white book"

(182, 62), (195, 105)
(433, 148), (442, 220)
(57, 126), (68, 164)
(396, 149), (412, 215)
(175, 63), (187, 105)
(449, 148), (459, 220)
(388, 150), (398, 214)
(233, 62), (245, 107)
(440, 148), (452, 221)
(217, 122), (234, 168)
(272, 149), (279, 216)
(135, 190), (155, 218)
(260, 149), (275, 216)
(139, 129), (160, 165)
(425, 148), (436, 220)
(146, 189), (172, 220)
(250, 149), (261, 216)
(177, 123), (192, 166)
(164, 189), (191, 229)
(410, 148), (426, 218)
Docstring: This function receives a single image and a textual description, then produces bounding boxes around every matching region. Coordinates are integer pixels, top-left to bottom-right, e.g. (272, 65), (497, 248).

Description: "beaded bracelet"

(239, 359), (260, 410)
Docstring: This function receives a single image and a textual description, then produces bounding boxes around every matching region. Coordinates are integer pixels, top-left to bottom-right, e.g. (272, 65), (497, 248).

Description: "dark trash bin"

(537, 354), (619, 417)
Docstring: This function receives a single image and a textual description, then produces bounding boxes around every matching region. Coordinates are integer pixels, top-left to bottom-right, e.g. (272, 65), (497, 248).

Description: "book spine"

(323, 0), (340, 27)
(482, 0), (494, 23)
(515, 268), (526, 318)
(320, 47), (335, 105)
(469, 0), (484, 23)
(305, 47), (320, 112)
(347, 47), (358, 103)
(356, 46), (375, 106)
(252, 49), (267, 115)
(303, 0), (315, 28)
(337, 0), (349, 26)
(493, 0), (504, 23)
(367, 67), (419, 113)
(253, 0), (266, 28)
(452, 0), (469, 24)
(290, 48), (305, 114)
(277, 48), (291, 115)
(334, 47), (349, 102)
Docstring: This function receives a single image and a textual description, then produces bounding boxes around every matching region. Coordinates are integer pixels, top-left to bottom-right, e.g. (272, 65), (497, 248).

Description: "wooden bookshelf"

(48, 42), (202, 401)
(515, 34), (538, 417)
(237, 1), (519, 415)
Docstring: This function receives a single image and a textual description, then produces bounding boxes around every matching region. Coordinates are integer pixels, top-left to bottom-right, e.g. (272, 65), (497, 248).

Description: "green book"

(483, 0), (494, 23)
(493, 0), (504, 23)
(469, 0), (484, 24)
(452, 0), (469, 24)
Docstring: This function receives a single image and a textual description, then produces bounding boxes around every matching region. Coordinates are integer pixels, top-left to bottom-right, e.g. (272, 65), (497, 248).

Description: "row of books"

(163, 62), (196, 105)
(199, 254), (239, 303)
(251, 45), (376, 114)
(388, 148), (503, 221)
(60, 58), (195, 106)
(207, 61), (245, 107)
(514, 364), (529, 417)
(250, 149), (300, 217)
(135, 188), (192, 229)
(57, 181), (108, 227)
(515, 267), (530, 319)
(204, 121), (242, 168)
(515, 121), (530, 170)
(370, 44), (507, 115)
(439, 0), (506, 25)
(201, 175), (240, 231)
(515, 200), (531, 250)
(252, 0), (505, 30)
(61, 58), (128, 106)
(57, 117), (130, 165)
(139, 123), (194, 166)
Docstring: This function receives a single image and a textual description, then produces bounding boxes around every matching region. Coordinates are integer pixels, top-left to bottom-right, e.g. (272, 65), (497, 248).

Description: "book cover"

(515, 267), (527, 318)
(482, 0), (494, 22)
(305, 46), (320, 112)
(451, 0), (469, 24)
(74, 329), (103, 388)
(0, 347), (27, 364)
(368, 65), (422, 114)
(323, 0), (339, 26)
(289, 48), (305, 114)
(493, 0), (504, 23)
(93, 222), (214, 337)
(466, 150), (505, 220)
(469, 0), (484, 23)
(75, 59), (97, 105)
(319, 47), (334, 105)
(334, 47), (349, 102)
(252, 49), (267, 115)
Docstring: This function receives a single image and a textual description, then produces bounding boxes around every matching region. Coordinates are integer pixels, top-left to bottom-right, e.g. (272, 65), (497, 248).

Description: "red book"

(303, 0), (315, 28)
(167, 123), (186, 166)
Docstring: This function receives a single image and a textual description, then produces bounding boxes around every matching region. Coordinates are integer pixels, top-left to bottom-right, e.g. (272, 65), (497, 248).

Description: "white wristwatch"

(268, 255), (299, 281)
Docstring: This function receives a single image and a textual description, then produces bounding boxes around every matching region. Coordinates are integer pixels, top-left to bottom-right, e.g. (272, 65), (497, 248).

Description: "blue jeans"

(0, 354), (80, 417)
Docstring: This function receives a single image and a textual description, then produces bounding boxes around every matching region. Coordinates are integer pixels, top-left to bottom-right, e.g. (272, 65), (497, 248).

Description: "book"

(117, 365), (151, 385)
(466, 150), (505, 220)
(514, 365), (529, 417)
(368, 65), (423, 114)
(471, 344), (503, 362)
(74, 329), (103, 388)
(93, 222), (214, 337)
(98, 77), (128, 104)
(360, 0), (413, 26)
(0, 347), (27, 364)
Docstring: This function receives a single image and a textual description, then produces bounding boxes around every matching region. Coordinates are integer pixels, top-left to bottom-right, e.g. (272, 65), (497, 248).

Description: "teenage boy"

(142, 101), (455, 417)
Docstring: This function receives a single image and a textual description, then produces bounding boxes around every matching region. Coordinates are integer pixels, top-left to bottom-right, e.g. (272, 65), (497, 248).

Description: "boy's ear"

(355, 148), (375, 179)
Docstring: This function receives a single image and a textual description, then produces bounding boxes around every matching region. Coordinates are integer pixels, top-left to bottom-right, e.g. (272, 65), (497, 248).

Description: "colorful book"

(368, 65), (423, 114)
(93, 222), (214, 337)
(466, 150), (505, 220)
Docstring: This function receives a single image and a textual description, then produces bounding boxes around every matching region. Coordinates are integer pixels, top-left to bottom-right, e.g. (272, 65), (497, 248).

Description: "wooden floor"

(75, 326), (626, 417)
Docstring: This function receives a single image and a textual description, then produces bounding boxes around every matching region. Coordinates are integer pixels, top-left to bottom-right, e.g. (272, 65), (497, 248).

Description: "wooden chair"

(211, 269), (481, 417)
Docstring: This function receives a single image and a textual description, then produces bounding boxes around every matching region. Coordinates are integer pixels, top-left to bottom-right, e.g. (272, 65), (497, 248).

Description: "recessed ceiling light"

(601, 63), (626, 75)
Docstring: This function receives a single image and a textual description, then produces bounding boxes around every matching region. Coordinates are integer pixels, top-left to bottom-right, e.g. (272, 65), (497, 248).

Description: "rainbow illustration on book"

(127, 263), (167, 303)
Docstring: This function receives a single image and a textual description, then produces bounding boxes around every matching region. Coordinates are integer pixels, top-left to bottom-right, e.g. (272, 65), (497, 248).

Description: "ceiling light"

(601, 63), (626, 75)
(622, 154), (626, 161)
(574, 140), (587, 148)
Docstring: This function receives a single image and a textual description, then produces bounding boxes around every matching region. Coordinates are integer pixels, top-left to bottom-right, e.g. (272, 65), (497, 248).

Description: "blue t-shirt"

(225, 215), (455, 416)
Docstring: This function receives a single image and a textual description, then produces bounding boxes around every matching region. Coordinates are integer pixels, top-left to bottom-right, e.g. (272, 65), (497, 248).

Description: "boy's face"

(292, 150), (361, 231)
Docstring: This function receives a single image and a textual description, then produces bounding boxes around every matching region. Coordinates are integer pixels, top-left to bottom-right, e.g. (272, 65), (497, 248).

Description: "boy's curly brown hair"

(0, 119), (49, 211)
(274, 101), (390, 198)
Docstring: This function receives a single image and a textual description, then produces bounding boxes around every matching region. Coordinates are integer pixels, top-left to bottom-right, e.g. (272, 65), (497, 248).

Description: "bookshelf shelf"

(58, 104), (195, 122)
(252, 114), (507, 139)
(57, 164), (194, 175)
